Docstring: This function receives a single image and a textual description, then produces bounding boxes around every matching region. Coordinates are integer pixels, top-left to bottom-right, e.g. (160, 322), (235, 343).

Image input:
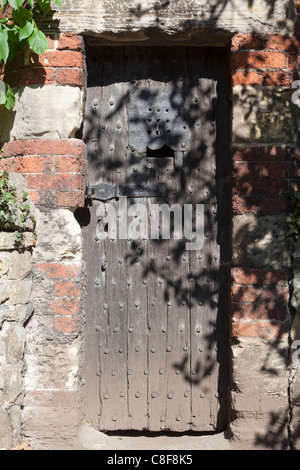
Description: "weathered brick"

(232, 70), (261, 86)
(55, 68), (85, 86)
(14, 156), (53, 174)
(231, 267), (288, 286)
(261, 71), (293, 86)
(260, 161), (290, 178)
(233, 162), (260, 179)
(55, 156), (84, 173)
(35, 263), (81, 280)
(231, 33), (261, 51)
(53, 316), (81, 334)
(57, 34), (84, 51)
(231, 284), (289, 304)
(232, 146), (287, 162)
(3, 67), (55, 87)
(26, 174), (84, 191)
(232, 178), (288, 196)
(232, 320), (286, 340)
(232, 302), (288, 321)
(51, 299), (80, 316)
(231, 51), (289, 70)
(2, 139), (84, 158)
(28, 189), (56, 208)
(262, 35), (299, 51)
(260, 196), (289, 214)
(56, 191), (85, 208)
(53, 281), (81, 298)
(39, 51), (83, 68)
(232, 195), (260, 214)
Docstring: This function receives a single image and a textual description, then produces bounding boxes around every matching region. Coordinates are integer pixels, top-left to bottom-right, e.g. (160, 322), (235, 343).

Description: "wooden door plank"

(146, 155), (170, 431)
(98, 47), (129, 430)
(185, 51), (221, 430)
(82, 203), (102, 428)
(164, 148), (192, 432)
(124, 48), (149, 430)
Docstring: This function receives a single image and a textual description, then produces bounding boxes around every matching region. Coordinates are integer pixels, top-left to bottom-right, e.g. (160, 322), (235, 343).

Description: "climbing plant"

(0, 0), (63, 109)
(0, 168), (36, 245)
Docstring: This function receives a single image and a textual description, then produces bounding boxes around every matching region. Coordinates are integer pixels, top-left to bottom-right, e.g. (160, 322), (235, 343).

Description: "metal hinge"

(85, 182), (165, 204)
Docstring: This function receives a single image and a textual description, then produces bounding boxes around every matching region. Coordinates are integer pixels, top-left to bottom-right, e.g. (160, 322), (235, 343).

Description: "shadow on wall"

(127, 0), (296, 32)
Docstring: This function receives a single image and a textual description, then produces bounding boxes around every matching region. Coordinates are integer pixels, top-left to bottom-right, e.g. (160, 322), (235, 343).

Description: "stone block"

(0, 232), (35, 251)
(0, 361), (23, 403)
(32, 209), (82, 264)
(232, 339), (289, 396)
(0, 85), (84, 142)
(2, 323), (25, 365)
(232, 213), (291, 268)
(8, 251), (32, 280)
(51, 0), (295, 42)
(24, 338), (81, 390)
(233, 86), (298, 144)
(0, 407), (12, 449)
(0, 303), (34, 327)
(7, 280), (32, 305)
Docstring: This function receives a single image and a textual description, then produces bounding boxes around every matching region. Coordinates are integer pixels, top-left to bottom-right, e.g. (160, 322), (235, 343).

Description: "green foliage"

(0, 0), (63, 109)
(287, 189), (300, 238)
(0, 168), (36, 246)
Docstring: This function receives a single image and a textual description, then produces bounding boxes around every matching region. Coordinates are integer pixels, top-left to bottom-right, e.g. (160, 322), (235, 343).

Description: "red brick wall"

(0, 139), (87, 209)
(230, 24), (300, 344)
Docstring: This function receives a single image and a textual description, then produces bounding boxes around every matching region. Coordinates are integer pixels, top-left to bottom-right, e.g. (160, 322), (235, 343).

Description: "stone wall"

(0, 174), (35, 449)
(0, 0), (299, 450)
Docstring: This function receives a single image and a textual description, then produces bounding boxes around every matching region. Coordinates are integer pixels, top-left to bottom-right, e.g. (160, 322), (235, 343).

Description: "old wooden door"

(82, 46), (230, 432)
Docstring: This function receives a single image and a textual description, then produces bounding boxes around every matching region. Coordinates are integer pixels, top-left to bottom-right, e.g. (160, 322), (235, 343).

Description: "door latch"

(85, 182), (166, 204)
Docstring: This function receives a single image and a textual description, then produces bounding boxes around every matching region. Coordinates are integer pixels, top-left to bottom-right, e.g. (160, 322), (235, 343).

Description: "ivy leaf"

(12, 5), (33, 24)
(5, 83), (15, 109)
(8, 0), (25, 9)
(28, 26), (48, 54)
(37, 0), (51, 15)
(0, 0), (9, 7)
(19, 20), (34, 40)
(26, 0), (34, 6)
(0, 29), (9, 62)
(53, 0), (63, 6)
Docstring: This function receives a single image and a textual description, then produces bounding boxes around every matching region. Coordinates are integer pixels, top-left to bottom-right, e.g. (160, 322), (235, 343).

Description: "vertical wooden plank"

(81, 202), (102, 428)
(124, 47), (149, 430)
(146, 153), (175, 431)
(97, 47), (129, 430)
(186, 48), (220, 430)
(164, 149), (191, 431)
